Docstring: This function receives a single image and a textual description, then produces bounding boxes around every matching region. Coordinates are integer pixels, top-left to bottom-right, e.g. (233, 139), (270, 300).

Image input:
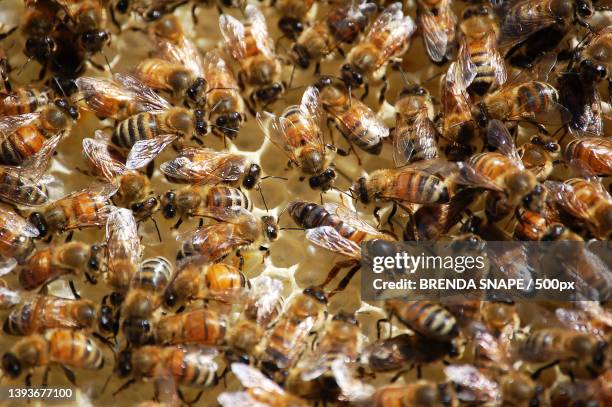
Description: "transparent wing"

(0, 207), (39, 237)
(106, 207), (142, 273)
(75, 77), (138, 119)
(0, 258), (17, 276)
(455, 161), (504, 192)
(202, 50), (239, 89)
(0, 285), (20, 309)
(156, 35), (204, 78)
(456, 39), (478, 91)
(125, 134), (178, 170)
(160, 149), (247, 184)
(367, 2), (404, 41)
(83, 134), (127, 181)
(246, 4), (274, 59)
(300, 86), (326, 132)
(444, 364), (501, 403)
(218, 392), (268, 407)
(380, 16), (416, 62)
(393, 108), (437, 167)
(71, 183), (119, 227)
(0, 113), (39, 135)
(349, 103), (389, 145)
(219, 13), (247, 60)
(331, 360), (375, 402)
(0, 167), (49, 206)
(543, 180), (590, 220)
(497, 0), (556, 49)
(19, 131), (64, 180)
(231, 363), (285, 394)
(250, 276), (284, 325)
(486, 119), (523, 169)
(113, 73), (172, 112)
(419, 8), (451, 63)
(306, 226), (361, 259)
(486, 33), (507, 86)
(257, 111), (299, 164)
(324, 202), (387, 238)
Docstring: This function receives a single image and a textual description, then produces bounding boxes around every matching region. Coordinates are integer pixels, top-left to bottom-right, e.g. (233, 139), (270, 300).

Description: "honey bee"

(154, 309), (227, 346)
(372, 380), (458, 407)
(444, 364), (501, 405)
(315, 76), (389, 155)
(82, 136), (159, 220)
(27, 182), (117, 238)
(104, 207), (142, 293)
(201, 50), (245, 138)
(0, 133), (64, 206)
(384, 300), (459, 342)
(351, 160), (453, 205)
(76, 73), (207, 170)
(55, 0), (111, 55)
(1, 329), (104, 382)
(417, 0), (457, 64)
(164, 262), (249, 307)
(19, 1), (60, 76)
(219, 5), (284, 113)
(550, 372), (612, 407)
(178, 207), (278, 264)
(519, 134), (561, 181)
(458, 5), (506, 96)
(545, 178), (612, 239)
(518, 328), (609, 379)
(0, 279), (20, 310)
(258, 287), (328, 380)
(393, 84), (438, 165)
(0, 206), (38, 266)
(257, 86), (335, 190)
(19, 242), (103, 290)
(137, 15), (206, 106)
(0, 86), (50, 116)
(287, 312), (362, 401)
(458, 120), (539, 217)
(160, 147), (263, 190)
(562, 136), (612, 176)
(218, 363), (308, 407)
(275, 0), (316, 39)
(121, 256), (174, 345)
(3, 295), (96, 336)
(340, 2), (415, 100)
(114, 346), (219, 394)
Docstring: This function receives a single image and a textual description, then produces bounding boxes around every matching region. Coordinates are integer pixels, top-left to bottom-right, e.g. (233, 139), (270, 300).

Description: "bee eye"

(545, 142), (559, 151)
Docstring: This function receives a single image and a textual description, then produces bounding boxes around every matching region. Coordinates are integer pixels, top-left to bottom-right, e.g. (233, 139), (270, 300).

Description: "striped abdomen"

(387, 300), (458, 341)
(514, 210), (548, 241)
(50, 192), (109, 231)
(204, 186), (250, 211)
(0, 126), (46, 166)
(131, 257), (173, 295)
(337, 104), (384, 154)
(388, 169), (449, 204)
(288, 201), (365, 243)
(112, 113), (159, 149)
(166, 347), (218, 388)
(46, 329), (104, 369)
(155, 309), (226, 346)
(0, 88), (47, 115)
(205, 263), (249, 297)
(468, 152), (515, 188)
(395, 112), (438, 162)
(0, 170), (47, 206)
(564, 138), (612, 176)
(518, 329), (568, 363)
(513, 81), (559, 118)
(262, 314), (312, 370)
(466, 33), (500, 95)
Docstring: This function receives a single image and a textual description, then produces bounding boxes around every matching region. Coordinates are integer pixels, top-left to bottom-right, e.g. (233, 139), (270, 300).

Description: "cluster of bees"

(0, 0), (610, 405)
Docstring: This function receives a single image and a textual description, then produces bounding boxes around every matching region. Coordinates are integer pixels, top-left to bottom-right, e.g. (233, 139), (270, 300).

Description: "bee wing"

(444, 364), (501, 404)
(0, 112), (40, 135)
(456, 40), (478, 91)
(306, 226), (362, 259)
(18, 131), (64, 180)
(69, 183), (119, 227)
(218, 392), (268, 407)
(555, 308), (594, 334)
(0, 258), (17, 276)
(232, 363), (285, 394)
(455, 162), (504, 192)
(393, 108), (437, 167)
(125, 134), (178, 170)
(486, 33), (507, 86)
(257, 111), (299, 164)
(543, 180), (590, 220)
(0, 166), (49, 206)
(113, 73), (172, 112)
(486, 119), (523, 169)
(160, 149), (246, 184)
(158, 34), (204, 77)
(106, 207), (142, 270)
(202, 50), (239, 89)
(300, 86), (326, 139)
(0, 207), (39, 237)
(353, 105), (390, 145)
(219, 13), (247, 60)
(83, 134), (127, 182)
(473, 329), (512, 370)
(331, 360), (375, 402)
(323, 202), (387, 238)
(250, 276), (284, 326)
(497, 0), (557, 49)
(246, 4), (274, 59)
(367, 2), (404, 41)
(75, 77), (139, 119)
(0, 285), (20, 309)
(419, 7), (453, 63)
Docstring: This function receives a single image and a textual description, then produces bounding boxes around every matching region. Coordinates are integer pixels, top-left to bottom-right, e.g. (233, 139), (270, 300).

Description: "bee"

(76, 73), (208, 170)
(54, 0), (111, 55)
(351, 160), (453, 206)
(417, 0), (457, 64)
(164, 262), (249, 308)
(562, 136), (612, 176)
(393, 84), (438, 165)
(82, 136), (159, 220)
(219, 5), (284, 113)
(136, 15), (206, 106)
(444, 364), (502, 405)
(0, 207), (38, 266)
(0, 86), (50, 116)
(458, 5), (506, 96)
(518, 328), (609, 379)
(340, 2), (416, 100)
(19, 242), (103, 290)
(104, 208), (142, 293)
(258, 287), (328, 380)
(275, 0), (316, 40)
(201, 50), (245, 138)
(114, 346), (219, 393)
(315, 76), (389, 155)
(160, 147), (263, 190)
(178, 207), (278, 264)
(257, 86), (335, 190)
(384, 300), (459, 342)
(0, 279), (20, 310)
(218, 363), (308, 407)
(545, 178), (612, 239)
(28, 182), (117, 238)
(519, 134), (561, 181)
(19, 1), (60, 76)
(550, 372), (612, 407)
(458, 120), (539, 219)
(154, 309), (227, 346)
(1, 329), (104, 382)
(287, 312), (362, 401)
(3, 295), (96, 336)
(372, 380), (458, 407)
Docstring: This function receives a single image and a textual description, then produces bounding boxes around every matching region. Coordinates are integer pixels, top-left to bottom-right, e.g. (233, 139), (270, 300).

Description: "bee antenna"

(261, 175), (288, 181)
(150, 216), (162, 243)
(17, 56), (33, 76)
(257, 183), (269, 212)
(279, 227), (304, 231)
(104, 53), (114, 75)
(423, 71), (444, 84)
(332, 186), (353, 199)
(396, 64), (413, 88)
(210, 123), (239, 136)
(276, 204), (289, 222)
(52, 77), (68, 98)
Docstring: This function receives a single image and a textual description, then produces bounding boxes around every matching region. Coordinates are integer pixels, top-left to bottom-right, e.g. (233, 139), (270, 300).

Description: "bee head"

(80, 30), (110, 52)
(399, 84), (428, 98)
(131, 196), (160, 219)
(580, 59), (607, 82)
(291, 44), (310, 69)
(98, 304), (118, 335)
(351, 177), (369, 204)
(332, 311), (358, 325)
(507, 172), (538, 200)
(243, 164), (261, 189)
(54, 98), (79, 120)
(88, 244), (103, 271)
(28, 212), (47, 238)
(193, 108), (208, 136)
(309, 168), (336, 191)
(303, 286), (328, 304)
(542, 224), (565, 241)
(2, 352), (21, 378)
(278, 17), (304, 40)
(215, 112), (242, 139)
(254, 83), (284, 104)
(575, 0), (594, 18)
(115, 350), (133, 377)
(261, 215), (278, 241)
(314, 76), (333, 90)
(164, 288), (177, 307)
(122, 317), (152, 346)
(340, 63), (363, 87)
(25, 36), (55, 63)
(186, 77), (207, 104)
(115, 0), (129, 13)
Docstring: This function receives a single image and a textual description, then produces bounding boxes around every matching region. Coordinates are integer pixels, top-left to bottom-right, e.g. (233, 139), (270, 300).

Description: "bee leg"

(416, 365), (422, 379)
(246, 95), (257, 117)
(64, 231), (74, 243)
(329, 262), (361, 296)
(317, 259), (356, 288)
(146, 160), (155, 179)
(314, 61), (321, 76)
(69, 280), (81, 299)
(309, 331), (318, 351)
(112, 378), (136, 396)
(236, 250), (244, 270)
(530, 360), (559, 379)
(88, 59), (106, 72)
(191, 4), (200, 25)
(172, 218), (184, 229)
(336, 47), (345, 58)
(109, 6), (121, 31)
(390, 366), (414, 383)
(378, 76), (388, 105)
(25, 373), (32, 388)
(376, 318), (390, 340)
(61, 366), (77, 385)
(37, 64), (47, 82)
(374, 207), (382, 226)
(360, 83), (369, 101)
(0, 26), (16, 40)
(386, 203), (398, 229)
